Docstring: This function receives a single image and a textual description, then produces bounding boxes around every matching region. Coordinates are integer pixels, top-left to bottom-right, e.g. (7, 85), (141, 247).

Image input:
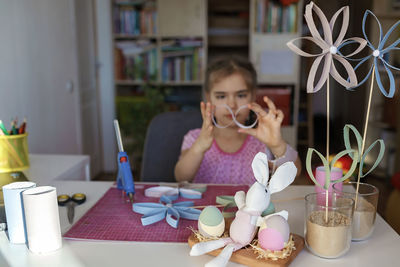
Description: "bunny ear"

(268, 162), (297, 194)
(251, 152), (269, 186)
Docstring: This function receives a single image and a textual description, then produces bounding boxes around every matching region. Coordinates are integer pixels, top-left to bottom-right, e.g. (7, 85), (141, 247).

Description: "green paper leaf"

(306, 148), (330, 190)
(330, 149), (359, 184)
(343, 124), (362, 162)
(360, 139), (385, 177)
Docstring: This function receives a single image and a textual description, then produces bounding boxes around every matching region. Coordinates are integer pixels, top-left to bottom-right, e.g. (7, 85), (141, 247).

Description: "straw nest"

(249, 235), (296, 260)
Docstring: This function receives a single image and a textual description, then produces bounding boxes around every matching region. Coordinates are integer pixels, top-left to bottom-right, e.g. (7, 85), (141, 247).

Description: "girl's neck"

(213, 127), (248, 154)
(214, 126), (243, 139)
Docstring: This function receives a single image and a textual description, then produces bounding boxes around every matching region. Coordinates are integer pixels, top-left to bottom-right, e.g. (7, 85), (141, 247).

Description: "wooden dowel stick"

(355, 67), (376, 209)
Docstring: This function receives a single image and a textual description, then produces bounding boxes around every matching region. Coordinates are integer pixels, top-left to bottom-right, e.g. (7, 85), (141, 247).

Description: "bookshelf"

(112, 0), (207, 89)
(111, 0), (207, 177)
(362, 0), (400, 178)
(249, 0), (303, 148)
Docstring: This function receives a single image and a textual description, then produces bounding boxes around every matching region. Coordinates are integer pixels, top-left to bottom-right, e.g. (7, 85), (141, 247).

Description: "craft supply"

(57, 193), (87, 225)
(22, 186), (62, 254)
(190, 152), (297, 267)
(64, 184), (247, 243)
(132, 195), (201, 228)
(2, 181), (36, 243)
(144, 185), (202, 199)
(211, 104), (258, 129)
(0, 120), (9, 136)
(114, 119), (135, 203)
(198, 206), (225, 238)
(258, 215), (290, 251)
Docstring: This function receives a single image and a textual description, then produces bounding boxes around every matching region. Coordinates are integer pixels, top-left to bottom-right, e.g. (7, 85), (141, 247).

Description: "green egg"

(199, 206), (223, 226)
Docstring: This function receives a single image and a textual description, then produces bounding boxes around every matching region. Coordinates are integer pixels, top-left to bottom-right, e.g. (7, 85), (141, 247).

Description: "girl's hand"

(193, 101), (214, 154)
(238, 96), (286, 156)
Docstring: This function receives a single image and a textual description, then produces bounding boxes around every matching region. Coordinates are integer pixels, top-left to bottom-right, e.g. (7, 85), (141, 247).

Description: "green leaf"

(360, 139), (385, 177)
(343, 124), (362, 162)
(330, 149), (359, 184)
(306, 148), (330, 190)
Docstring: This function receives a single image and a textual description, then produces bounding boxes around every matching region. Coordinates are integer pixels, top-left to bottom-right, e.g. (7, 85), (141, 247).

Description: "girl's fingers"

(276, 109), (284, 124)
(264, 96), (277, 113)
(248, 103), (268, 118)
(200, 101), (206, 119)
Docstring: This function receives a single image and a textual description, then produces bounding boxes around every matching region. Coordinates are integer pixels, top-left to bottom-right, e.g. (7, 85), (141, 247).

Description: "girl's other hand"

(238, 96), (286, 156)
(193, 101), (214, 154)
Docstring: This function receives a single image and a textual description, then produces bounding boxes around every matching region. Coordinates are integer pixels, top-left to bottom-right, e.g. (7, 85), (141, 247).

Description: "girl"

(174, 56), (301, 184)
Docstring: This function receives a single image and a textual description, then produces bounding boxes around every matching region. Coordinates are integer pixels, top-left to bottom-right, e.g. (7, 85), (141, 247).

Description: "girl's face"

(206, 72), (254, 128)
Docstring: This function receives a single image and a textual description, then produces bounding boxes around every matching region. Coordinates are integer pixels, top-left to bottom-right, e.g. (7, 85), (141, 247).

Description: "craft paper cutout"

(338, 10), (400, 97)
(190, 152), (297, 267)
(286, 1), (367, 93)
(216, 195), (275, 218)
(212, 104), (258, 129)
(144, 186), (202, 199)
(132, 195), (201, 228)
(343, 124), (385, 178)
(306, 147), (359, 190)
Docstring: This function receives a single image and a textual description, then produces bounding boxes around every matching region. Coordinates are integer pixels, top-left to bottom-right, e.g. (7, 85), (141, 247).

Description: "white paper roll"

(22, 186), (62, 254)
(2, 181), (36, 244)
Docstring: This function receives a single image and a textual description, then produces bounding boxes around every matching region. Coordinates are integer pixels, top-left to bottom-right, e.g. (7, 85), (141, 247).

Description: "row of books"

(113, 5), (157, 35)
(161, 40), (204, 82)
(114, 41), (157, 81)
(255, 0), (298, 33)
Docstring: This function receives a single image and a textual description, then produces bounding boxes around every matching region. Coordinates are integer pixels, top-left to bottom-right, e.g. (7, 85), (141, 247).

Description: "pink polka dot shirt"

(180, 129), (273, 185)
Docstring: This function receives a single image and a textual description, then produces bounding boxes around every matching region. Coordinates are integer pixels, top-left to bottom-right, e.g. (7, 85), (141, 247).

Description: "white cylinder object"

(22, 186), (62, 254)
(2, 181), (36, 244)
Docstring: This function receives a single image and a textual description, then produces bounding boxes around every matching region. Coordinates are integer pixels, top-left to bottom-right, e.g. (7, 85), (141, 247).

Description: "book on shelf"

(254, 0), (298, 33)
(113, 1), (157, 35)
(256, 87), (292, 125)
(115, 40), (157, 81)
(161, 39), (204, 82)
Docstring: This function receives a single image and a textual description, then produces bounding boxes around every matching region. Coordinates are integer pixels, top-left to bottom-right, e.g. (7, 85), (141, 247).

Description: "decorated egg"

(198, 206), (225, 238)
(258, 215), (290, 251)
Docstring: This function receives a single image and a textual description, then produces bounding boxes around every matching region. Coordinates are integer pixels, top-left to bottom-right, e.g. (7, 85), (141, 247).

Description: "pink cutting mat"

(64, 184), (248, 242)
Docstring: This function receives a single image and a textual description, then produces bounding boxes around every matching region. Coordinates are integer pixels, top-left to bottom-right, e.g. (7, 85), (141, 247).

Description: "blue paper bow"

(132, 195), (201, 228)
(339, 10), (400, 98)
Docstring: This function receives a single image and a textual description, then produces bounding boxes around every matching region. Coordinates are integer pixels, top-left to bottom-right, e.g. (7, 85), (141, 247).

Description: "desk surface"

(0, 181), (399, 267)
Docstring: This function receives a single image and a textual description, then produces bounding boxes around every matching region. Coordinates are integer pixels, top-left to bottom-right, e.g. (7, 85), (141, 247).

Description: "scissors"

(57, 193), (86, 225)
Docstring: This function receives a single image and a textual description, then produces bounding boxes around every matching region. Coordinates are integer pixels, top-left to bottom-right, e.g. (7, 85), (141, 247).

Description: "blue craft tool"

(114, 119), (135, 203)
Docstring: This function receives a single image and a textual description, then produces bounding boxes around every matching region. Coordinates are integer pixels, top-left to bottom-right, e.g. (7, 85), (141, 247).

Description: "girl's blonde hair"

(204, 56), (258, 95)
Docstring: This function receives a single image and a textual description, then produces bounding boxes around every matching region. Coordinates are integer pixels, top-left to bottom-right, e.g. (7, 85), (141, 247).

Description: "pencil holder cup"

(0, 134), (30, 172)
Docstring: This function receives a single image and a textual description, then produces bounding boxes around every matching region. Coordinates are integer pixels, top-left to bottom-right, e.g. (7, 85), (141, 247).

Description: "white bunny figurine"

(190, 152), (297, 267)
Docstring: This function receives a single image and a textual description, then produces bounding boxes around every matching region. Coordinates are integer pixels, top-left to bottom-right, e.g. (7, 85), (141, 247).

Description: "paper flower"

(144, 186), (203, 199)
(343, 124), (385, 178)
(132, 195), (201, 228)
(287, 1), (367, 93)
(338, 10), (400, 98)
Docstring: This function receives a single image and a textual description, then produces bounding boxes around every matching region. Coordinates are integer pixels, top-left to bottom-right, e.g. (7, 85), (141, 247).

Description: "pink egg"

(258, 215), (290, 251)
(258, 228), (285, 251)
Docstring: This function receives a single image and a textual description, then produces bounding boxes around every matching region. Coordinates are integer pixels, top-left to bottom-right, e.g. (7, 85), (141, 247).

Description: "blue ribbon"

(338, 10), (400, 98)
(132, 195), (201, 228)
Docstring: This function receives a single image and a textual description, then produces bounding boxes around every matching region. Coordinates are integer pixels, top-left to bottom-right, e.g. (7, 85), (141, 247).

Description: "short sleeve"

(181, 129), (201, 151)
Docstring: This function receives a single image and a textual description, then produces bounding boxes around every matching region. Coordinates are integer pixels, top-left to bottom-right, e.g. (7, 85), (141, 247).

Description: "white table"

(0, 182), (399, 267)
(24, 154), (90, 185)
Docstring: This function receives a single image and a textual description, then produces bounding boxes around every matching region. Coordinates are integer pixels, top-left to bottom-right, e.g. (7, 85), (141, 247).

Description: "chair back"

(141, 110), (202, 182)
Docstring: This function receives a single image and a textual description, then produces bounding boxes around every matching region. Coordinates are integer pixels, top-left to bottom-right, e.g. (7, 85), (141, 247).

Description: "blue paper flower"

(132, 195), (201, 228)
(339, 10), (400, 98)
